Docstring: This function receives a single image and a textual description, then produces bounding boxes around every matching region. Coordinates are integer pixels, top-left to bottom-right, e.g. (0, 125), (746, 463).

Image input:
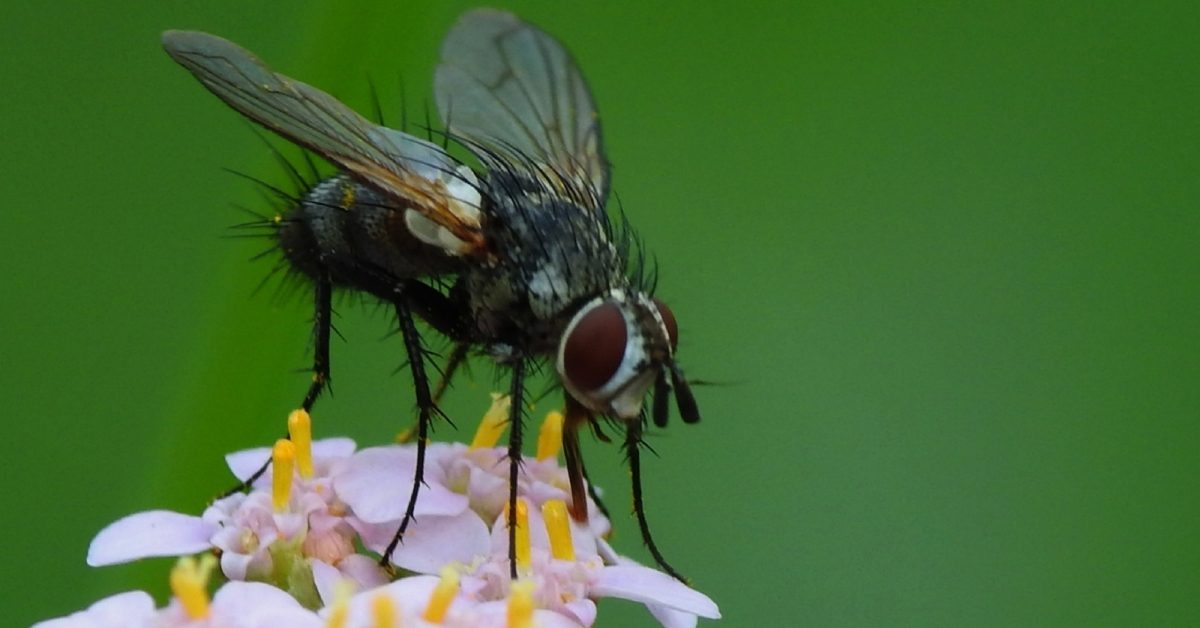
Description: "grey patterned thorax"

(464, 170), (625, 355)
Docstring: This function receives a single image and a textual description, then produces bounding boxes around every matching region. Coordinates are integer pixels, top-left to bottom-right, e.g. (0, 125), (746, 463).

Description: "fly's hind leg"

(380, 294), (442, 569)
(219, 273), (333, 498)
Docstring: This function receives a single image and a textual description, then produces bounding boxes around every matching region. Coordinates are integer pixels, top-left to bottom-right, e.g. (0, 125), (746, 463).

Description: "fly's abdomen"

(277, 174), (464, 295)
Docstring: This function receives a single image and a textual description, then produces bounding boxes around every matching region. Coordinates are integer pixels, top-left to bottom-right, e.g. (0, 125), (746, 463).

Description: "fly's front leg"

(219, 274), (333, 498)
(561, 395), (611, 522)
(626, 417), (689, 583)
(381, 295), (439, 568)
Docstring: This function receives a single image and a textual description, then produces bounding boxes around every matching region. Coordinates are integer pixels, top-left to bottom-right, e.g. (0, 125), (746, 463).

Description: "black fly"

(163, 9), (702, 581)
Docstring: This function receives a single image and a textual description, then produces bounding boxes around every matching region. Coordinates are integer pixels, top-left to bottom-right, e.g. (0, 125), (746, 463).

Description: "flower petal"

(648, 603), (701, 628)
(311, 559), (341, 608)
(352, 511), (490, 574)
(323, 576), (446, 625)
(335, 448), (466, 523)
(338, 554), (390, 591)
(33, 590), (156, 628)
(225, 437), (355, 483)
(471, 601), (587, 628)
(311, 437), (357, 460)
(87, 510), (215, 566)
(562, 599), (598, 626)
(212, 581), (323, 627)
(591, 566), (720, 619)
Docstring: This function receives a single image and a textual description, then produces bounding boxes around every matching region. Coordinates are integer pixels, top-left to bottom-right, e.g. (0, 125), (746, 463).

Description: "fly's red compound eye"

(562, 302), (627, 391)
(653, 298), (678, 351)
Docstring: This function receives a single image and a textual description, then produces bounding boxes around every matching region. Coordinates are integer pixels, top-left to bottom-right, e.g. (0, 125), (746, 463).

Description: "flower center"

(471, 393), (511, 449)
(372, 593), (397, 628)
(324, 581), (353, 628)
(536, 410), (564, 461)
(423, 566), (460, 622)
(169, 555), (215, 620)
(272, 438), (295, 511)
(542, 499), (575, 561)
(508, 580), (535, 628)
(287, 409), (314, 479)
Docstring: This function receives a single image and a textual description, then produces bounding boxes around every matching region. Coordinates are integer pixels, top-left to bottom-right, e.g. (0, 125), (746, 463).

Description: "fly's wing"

(435, 9), (609, 211)
(162, 30), (485, 255)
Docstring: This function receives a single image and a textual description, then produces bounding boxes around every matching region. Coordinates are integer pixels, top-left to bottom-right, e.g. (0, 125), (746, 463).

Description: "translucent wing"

(435, 9), (609, 210)
(162, 30), (485, 255)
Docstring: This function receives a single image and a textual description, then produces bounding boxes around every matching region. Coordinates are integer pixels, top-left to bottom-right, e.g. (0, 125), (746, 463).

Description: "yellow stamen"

(503, 498), (531, 571)
(372, 593), (397, 628)
(507, 580), (535, 628)
(542, 500), (575, 561)
(287, 409), (314, 479)
(422, 566), (460, 623)
(272, 438), (296, 511)
(536, 410), (564, 461)
(169, 555), (216, 620)
(470, 393), (510, 449)
(324, 580), (355, 628)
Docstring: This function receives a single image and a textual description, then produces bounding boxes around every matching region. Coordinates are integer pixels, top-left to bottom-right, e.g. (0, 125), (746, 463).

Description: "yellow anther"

(169, 554), (216, 620)
(507, 580), (535, 628)
(324, 580), (355, 628)
(287, 409), (314, 479)
(372, 593), (397, 628)
(272, 439), (296, 512)
(422, 566), (460, 623)
(470, 393), (510, 449)
(536, 411), (564, 461)
(542, 500), (575, 561)
(503, 498), (531, 571)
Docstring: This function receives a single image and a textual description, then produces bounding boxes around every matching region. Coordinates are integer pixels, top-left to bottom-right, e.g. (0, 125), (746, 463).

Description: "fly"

(162, 9), (702, 581)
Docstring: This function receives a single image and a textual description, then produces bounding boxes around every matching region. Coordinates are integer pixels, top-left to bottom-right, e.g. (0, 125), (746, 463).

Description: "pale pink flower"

(467, 507), (721, 627)
(36, 575), (321, 627)
(87, 438), (387, 605)
(33, 591), (156, 628)
(321, 574), (584, 628)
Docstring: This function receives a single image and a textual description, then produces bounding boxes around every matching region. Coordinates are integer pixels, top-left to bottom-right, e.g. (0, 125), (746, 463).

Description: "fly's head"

(556, 289), (699, 424)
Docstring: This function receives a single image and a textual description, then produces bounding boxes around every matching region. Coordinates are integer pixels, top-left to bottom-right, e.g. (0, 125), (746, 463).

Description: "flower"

(36, 556), (323, 628)
(33, 591), (156, 628)
(88, 432), (387, 607)
(455, 498), (721, 627)
(320, 569), (585, 628)
(63, 399), (721, 627)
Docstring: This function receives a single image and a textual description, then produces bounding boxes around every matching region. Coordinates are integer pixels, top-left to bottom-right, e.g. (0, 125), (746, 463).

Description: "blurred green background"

(3, 1), (1197, 625)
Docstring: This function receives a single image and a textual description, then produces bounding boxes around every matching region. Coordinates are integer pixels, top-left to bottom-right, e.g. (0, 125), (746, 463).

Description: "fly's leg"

(626, 417), (689, 583)
(396, 342), (467, 444)
(219, 274), (332, 498)
(505, 359), (527, 579)
(381, 296), (438, 568)
(432, 342), (469, 405)
(561, 396), (611, 522)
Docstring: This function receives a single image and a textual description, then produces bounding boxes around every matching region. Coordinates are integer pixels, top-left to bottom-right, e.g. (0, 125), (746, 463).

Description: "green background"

(3, 1), (1197, 625)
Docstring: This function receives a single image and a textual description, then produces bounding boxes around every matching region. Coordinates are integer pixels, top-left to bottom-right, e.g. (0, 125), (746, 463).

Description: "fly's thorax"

(464, 171), (622, 346)
(556, 289), (678, 419)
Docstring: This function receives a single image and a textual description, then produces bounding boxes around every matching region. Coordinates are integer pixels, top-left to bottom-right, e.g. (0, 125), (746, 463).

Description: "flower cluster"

(40, 398), (719, 627)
